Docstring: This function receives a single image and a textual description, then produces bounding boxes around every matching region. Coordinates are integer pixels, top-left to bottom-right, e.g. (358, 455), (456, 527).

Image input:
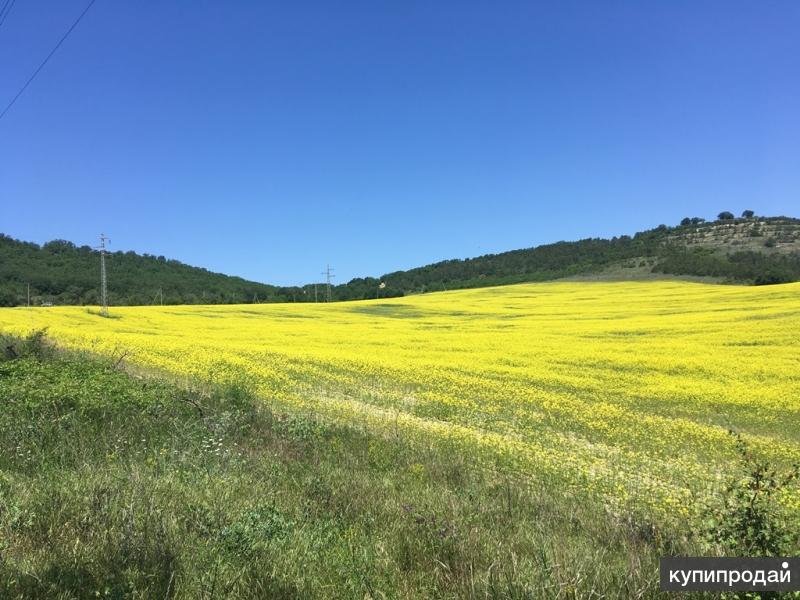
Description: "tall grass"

(7, 333), (796, 599)
(0, 333), (681, 599)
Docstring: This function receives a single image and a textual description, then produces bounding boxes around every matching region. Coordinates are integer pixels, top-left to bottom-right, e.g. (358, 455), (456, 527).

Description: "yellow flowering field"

(1, 280), (798, 525)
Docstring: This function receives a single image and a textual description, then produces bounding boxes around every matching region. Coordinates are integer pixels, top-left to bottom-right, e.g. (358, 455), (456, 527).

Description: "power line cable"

(0, 0), (12, 24)
(0, 0), (16, 27)
(0, 0), (13, 25)
(0, 0), (96, 122)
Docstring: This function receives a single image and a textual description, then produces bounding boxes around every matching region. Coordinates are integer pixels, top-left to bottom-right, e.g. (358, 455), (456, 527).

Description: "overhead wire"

(0, 0), (97, 122)
(0, 0), (14, 27)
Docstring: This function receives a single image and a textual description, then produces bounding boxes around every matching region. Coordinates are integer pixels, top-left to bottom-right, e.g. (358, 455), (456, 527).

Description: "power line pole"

(314, 283), (318, 303)
(96, 233), (110, 316)
(321, 264), (334, 302)
(27, 283), (30, 307)
(159, 287), (163, 306)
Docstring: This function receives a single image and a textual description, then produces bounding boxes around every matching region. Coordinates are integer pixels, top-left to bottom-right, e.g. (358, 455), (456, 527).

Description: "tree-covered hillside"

(0, 236), (297, 306)
(330, 215), (800, 300)
(2, 214), (799, 306)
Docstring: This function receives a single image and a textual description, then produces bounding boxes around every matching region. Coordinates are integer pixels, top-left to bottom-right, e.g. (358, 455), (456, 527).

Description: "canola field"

(1, 280), (798, 526)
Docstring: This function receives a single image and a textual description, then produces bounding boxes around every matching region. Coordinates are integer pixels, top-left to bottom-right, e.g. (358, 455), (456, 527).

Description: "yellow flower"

(1, 280), (798, 523)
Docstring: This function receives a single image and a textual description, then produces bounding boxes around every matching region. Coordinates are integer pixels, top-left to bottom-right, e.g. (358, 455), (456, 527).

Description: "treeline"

(330, 233), (664, 300)
(2, 214), (799, 306)
(654, 248), (800, 285)
(0, 236), (298, 307)
(329, 216), (799, 299)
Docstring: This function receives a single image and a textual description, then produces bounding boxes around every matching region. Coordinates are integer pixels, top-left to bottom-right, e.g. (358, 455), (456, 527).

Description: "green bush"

(1, 328), (53, 361)
(701, 432), (799, 556)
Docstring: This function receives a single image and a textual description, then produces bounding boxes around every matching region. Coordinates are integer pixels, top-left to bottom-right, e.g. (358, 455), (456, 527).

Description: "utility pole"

(321, 264), (334, 302)
(96, 233), (110, 316)
(314, 283), (318, 303)
(159, 287), (163, 306)
(27, 283), (30, 308)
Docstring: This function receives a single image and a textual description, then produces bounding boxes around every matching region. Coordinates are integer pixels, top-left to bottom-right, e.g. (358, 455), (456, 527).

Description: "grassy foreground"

(1, 280), (799, 598)
(1, 337), (797, 600)
(0, 337), (673, 599)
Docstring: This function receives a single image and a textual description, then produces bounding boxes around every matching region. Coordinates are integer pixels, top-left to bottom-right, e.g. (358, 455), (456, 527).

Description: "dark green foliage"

(332, 232), (666, 300)
(220, 504), (294, 556)
(653, 248), (800, 284)
(742, 210), (755, 219)
(718, 211), (735, 220)
(3, 215), (800, 307)
(0, 234), (298, 306)
(2, 329), (53, 361)
(701, 432), (799, 556)
(331, 217), (800, 298)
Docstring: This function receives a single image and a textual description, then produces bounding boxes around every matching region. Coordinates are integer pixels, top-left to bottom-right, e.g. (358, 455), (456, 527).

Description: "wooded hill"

(0, 237), (289, 307)
(339, 214), (800, 300)
(2, 213), (799, 306)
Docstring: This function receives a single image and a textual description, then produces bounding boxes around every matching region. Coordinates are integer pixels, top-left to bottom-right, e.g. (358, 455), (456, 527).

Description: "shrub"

(1, 329), (53, 361)
(220, 504), (294, 556)
(701, 432), (799, 556)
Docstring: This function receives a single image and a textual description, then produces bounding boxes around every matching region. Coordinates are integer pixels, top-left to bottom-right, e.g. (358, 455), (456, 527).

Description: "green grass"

(0, 335), (680, 599)
(3, 334), (793, 599)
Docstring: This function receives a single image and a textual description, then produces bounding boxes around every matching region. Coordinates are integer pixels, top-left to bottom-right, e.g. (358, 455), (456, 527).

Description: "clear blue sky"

(1, 1), (798, 285)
